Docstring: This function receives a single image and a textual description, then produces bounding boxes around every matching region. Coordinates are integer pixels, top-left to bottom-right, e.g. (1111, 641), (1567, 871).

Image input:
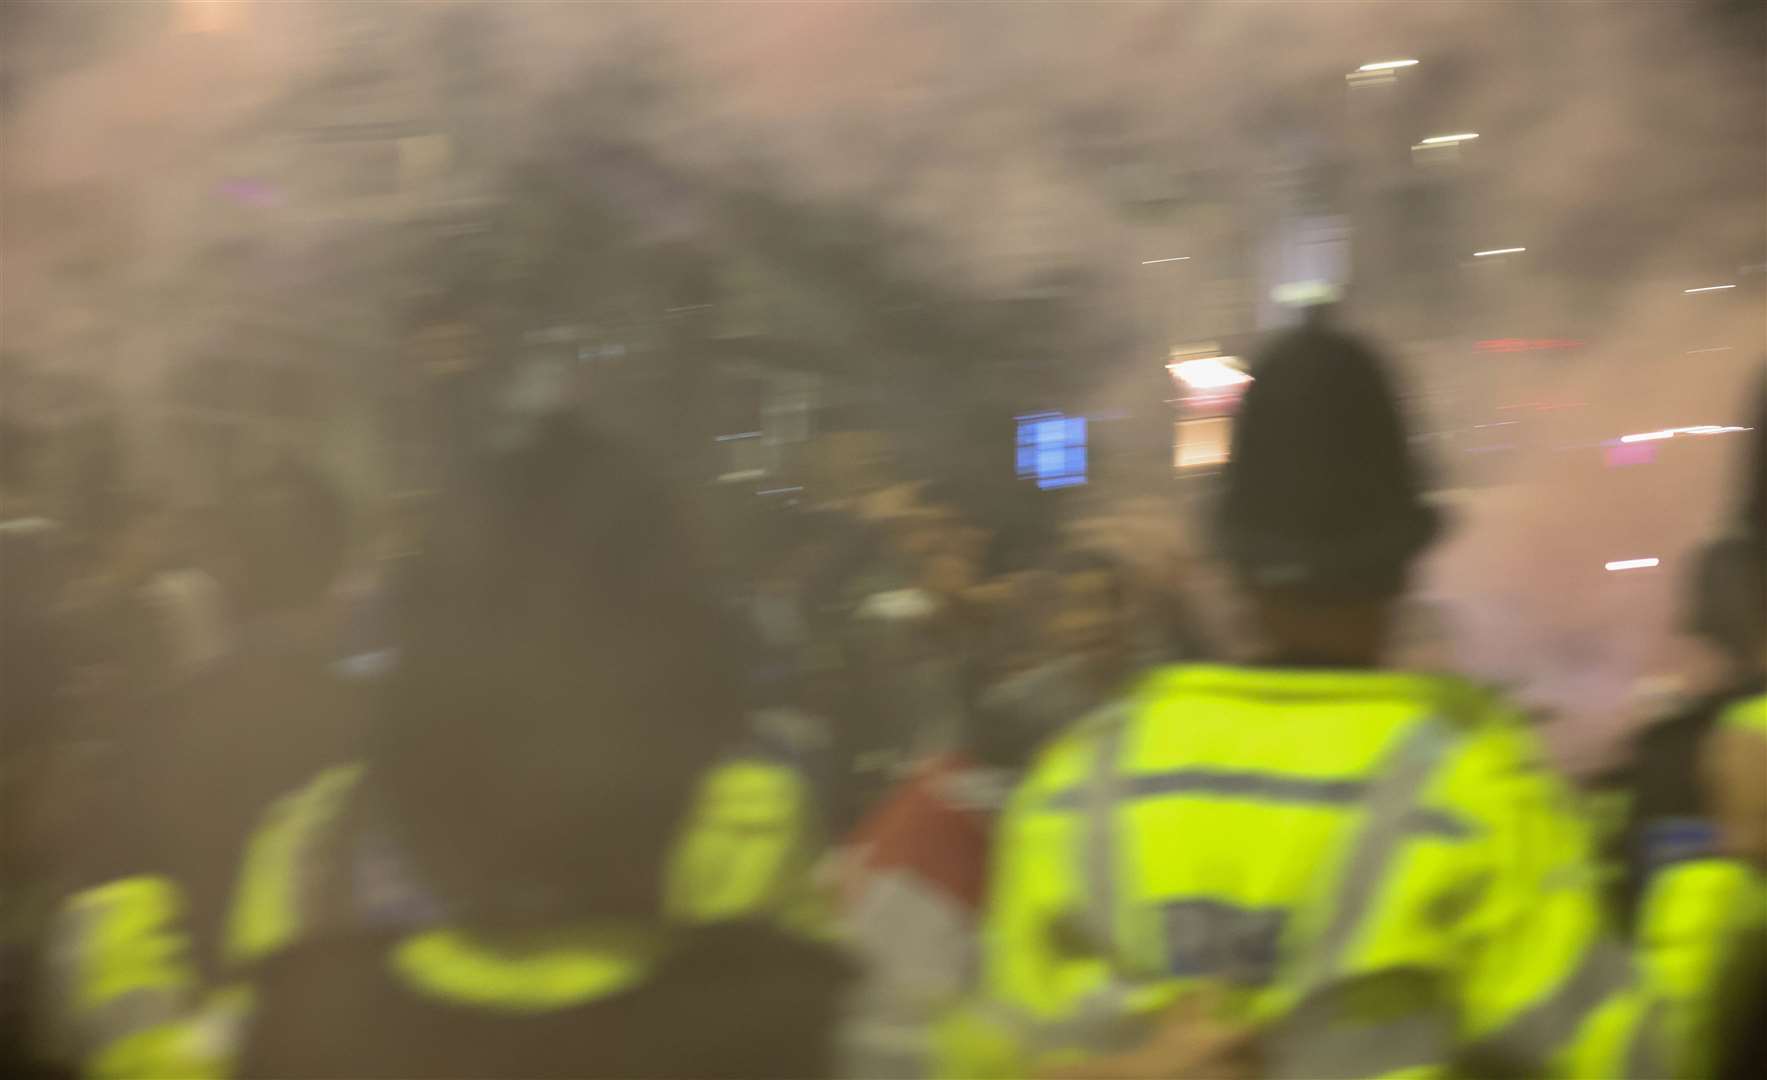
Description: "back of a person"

(975, 660), (1648, 1077)
(946, 321), (1679, 1080)
(130, 634), (366, 971)
(841, 751), (1005, 1077)
(239, 920), (851, 1079)
(999, 664), (1491, 1001)
(1073, 664), (1480, 969)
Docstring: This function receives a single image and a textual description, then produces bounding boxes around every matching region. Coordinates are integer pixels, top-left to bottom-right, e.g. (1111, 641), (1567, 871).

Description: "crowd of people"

(2, 318), (1763, 1079)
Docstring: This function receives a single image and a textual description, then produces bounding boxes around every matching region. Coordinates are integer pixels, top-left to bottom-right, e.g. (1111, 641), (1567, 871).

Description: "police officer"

(1608, 535), (1765, 928)
(942, 324), (1664, 1078)
(1635, 382), (1767, 1080)
(46, 416), (845, 1078)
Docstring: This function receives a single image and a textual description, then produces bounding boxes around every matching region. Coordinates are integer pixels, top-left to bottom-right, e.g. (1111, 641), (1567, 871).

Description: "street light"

(1473, 247), (1526, 257)
(1358, 59), (1419, 72)
(1418, 133), (1479, 146)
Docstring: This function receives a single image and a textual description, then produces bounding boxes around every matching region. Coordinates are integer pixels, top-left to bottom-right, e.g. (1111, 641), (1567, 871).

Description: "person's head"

(1739, 373), (1766, 544)
(1217, 326), (1441, 667)
(371, 415), (745, 924)
(1741, 377), (1766, 665)
(225, 454), (350, 619)
(1045, 547), (1132, 681)
(1678, 535), (1766, 686)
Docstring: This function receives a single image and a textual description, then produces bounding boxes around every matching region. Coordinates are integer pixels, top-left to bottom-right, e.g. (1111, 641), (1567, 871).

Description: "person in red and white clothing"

(838, 544), (1205, 1077)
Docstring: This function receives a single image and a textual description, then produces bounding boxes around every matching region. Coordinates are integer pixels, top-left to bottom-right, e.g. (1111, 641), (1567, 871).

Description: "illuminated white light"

(1473, 247), (1526, 257)
(1683, 284), (1736, 294)
(1605, 558), (1660, 572)
(1358, 59), (1419, 72)
(1419, 132), (1479, 145)
(1141, 256), (1191, 265)
(1619, 425), (1751, 443)
(1168, 357), (1252, 390)
(1271, 280), (1342, 306)
(1686, 346), (1732, 355)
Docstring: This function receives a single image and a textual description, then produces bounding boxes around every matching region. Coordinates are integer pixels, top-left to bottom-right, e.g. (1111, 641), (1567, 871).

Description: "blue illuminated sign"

(1016, 412), (1087, 490)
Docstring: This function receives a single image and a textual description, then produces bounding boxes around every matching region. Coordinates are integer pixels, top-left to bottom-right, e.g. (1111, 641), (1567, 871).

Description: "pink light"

(1605, 443), (1656, 467)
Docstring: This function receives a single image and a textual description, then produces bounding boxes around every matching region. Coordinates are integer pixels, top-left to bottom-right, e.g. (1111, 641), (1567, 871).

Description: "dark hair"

(1052, 547), (1128, 601)
(1741, 375), (1766, 544)
(228, 455), (350, 617)
(370, 416), (745, 923)
(1051, 544), (1213, 662)
(1683, 535), (1766, 665)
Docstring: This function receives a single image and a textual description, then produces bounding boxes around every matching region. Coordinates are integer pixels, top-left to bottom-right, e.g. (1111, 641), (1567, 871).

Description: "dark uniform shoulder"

(237, 921), (854, 1079)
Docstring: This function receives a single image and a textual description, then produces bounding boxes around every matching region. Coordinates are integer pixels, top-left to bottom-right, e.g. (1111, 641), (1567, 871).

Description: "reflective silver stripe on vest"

(82, 987), (187, 1052)
(1047, 770), (1469, 840)
(44, 895), (188, 1057)
(1267, 975), (1453, 1080)
(1082, 705), (1132, 954)
(1305, 716), (1459, 986)
(1622, 999), (1668, 1080)
(1461, 941), (1633, 1071)
(1055, 770), (1364, 809)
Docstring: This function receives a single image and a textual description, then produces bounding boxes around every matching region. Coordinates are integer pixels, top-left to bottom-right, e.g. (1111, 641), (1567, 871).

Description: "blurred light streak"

(1167, 357), (1252, 390)
(1682, 284), (1735, 293)
(1605, 558), (1660, 572)
(1419, 133), (1480, 145)
(1141, 256), (1191, 265)
(1358, 59), (1419, 71)
(1685, 347), (1732, 354)
(1618, 425), (1751, 443)
(1472, 247), (1526, 257)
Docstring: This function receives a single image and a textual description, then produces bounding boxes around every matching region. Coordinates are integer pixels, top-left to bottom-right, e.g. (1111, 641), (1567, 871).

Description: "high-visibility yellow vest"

(51, 755), (828, 1078)
(1722, 694), (1767, 737)
(42, 876), (246, 1080)
(228, 757), (831, 967)
(1636, 856), (1767, 1079)
(939, 664), (1665, 1079)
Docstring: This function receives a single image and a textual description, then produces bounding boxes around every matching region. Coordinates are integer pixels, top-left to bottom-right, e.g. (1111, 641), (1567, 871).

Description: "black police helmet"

(1217, 326), (1442, 598)
(1740, 374), (1766, 544)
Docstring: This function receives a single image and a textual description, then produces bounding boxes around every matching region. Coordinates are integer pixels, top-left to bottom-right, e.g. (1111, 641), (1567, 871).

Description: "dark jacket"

(238, 921), (853, 1079)
(1609, 677), (1767, 930)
